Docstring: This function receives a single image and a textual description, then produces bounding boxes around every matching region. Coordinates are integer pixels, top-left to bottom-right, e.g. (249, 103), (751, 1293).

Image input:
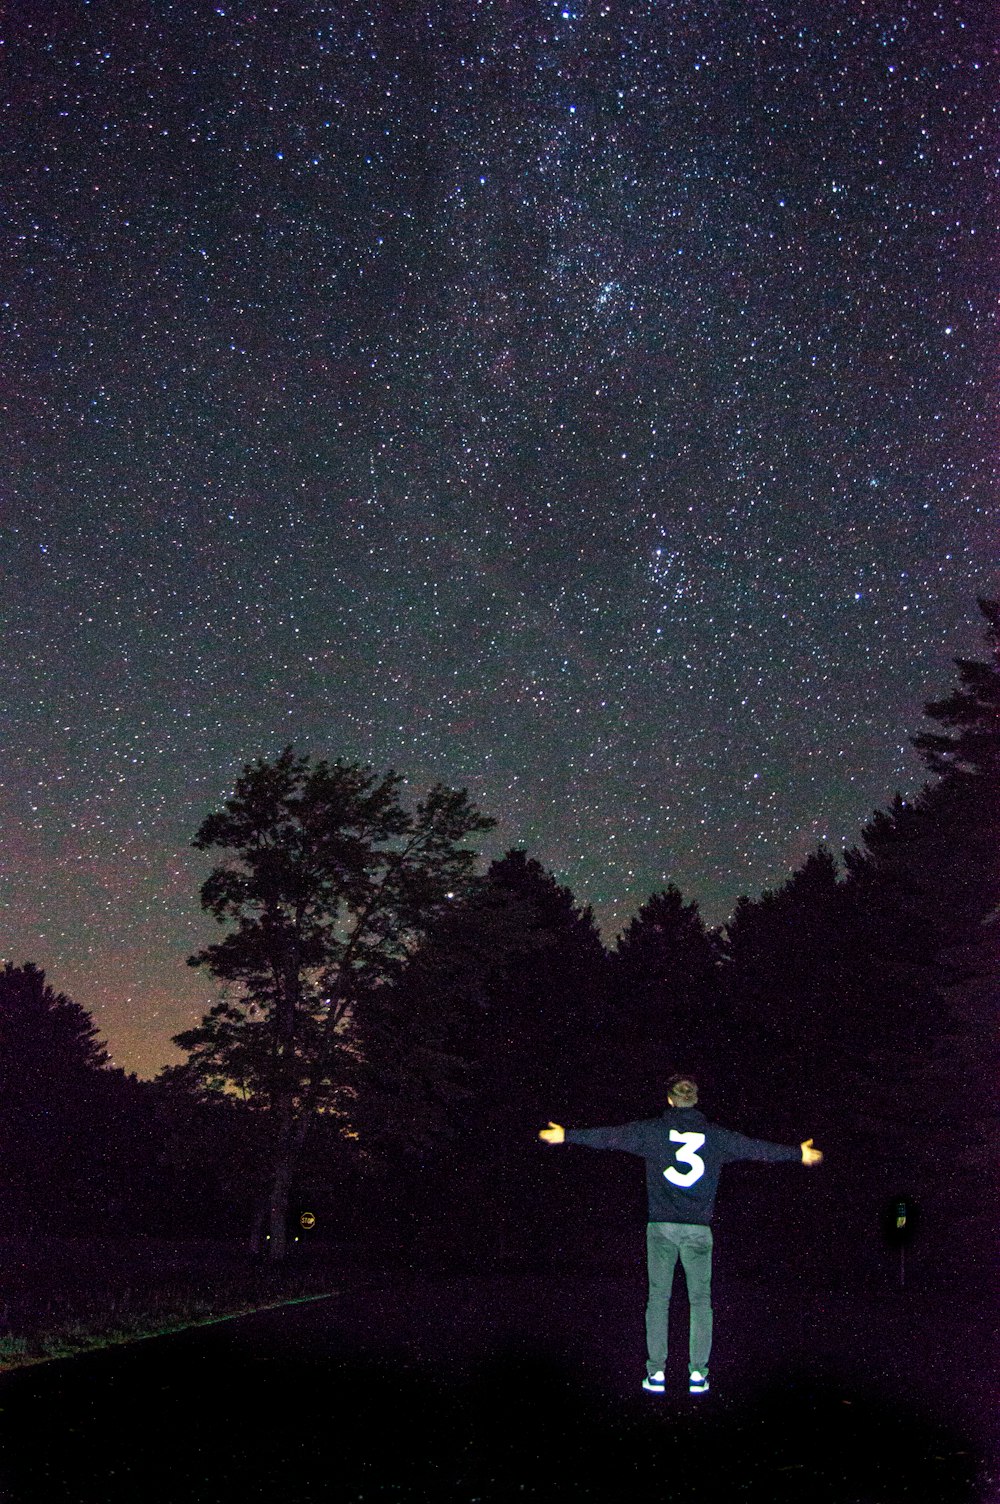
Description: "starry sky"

(2, 1), (995, 1078)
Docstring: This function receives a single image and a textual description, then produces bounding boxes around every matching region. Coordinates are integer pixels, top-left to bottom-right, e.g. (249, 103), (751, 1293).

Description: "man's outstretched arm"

(718, 1128), (824, 1166)
(538, 1120), (652, 1154)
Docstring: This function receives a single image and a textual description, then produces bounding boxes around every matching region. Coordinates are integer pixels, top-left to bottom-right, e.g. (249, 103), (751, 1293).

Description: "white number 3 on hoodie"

(664, 1130), (706, 1186)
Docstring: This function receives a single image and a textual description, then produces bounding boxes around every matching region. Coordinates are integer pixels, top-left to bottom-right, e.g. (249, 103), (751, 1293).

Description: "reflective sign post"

(882, 1195), (919, 1289)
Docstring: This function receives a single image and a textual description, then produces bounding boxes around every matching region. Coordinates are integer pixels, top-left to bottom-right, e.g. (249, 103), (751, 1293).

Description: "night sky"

(2, 1), (995, 1077)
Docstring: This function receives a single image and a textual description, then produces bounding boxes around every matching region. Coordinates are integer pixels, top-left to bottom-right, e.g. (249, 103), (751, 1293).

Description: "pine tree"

(841, 600), (1000, 1275)
(605, 885), (723, 1118)
(395, 850), (607, 1127)
(722, 849), (852, 1131)
(380, 850), (608, 1261)
(0, 963), (135, 1233)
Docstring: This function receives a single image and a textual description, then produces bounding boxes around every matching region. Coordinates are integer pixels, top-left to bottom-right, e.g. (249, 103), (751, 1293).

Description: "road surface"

(0, 1269), (991, 1502)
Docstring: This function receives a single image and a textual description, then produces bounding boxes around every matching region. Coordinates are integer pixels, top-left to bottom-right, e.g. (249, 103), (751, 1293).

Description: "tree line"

(3, 600), (997, 1280)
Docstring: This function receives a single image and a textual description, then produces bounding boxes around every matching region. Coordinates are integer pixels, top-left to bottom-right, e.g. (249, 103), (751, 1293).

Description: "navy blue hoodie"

(565, 1107), (801, 1225)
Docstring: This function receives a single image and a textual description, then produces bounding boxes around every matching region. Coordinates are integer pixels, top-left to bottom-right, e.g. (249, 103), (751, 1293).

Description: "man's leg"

(645, 1222), (679, 1376)
(678, 1224), (713, 1375)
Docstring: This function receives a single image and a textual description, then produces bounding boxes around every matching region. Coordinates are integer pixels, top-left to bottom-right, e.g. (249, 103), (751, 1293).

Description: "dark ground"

(0, 1263), (994, 1504)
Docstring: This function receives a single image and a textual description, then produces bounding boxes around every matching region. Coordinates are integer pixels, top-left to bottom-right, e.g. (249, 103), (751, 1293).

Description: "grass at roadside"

(0, 1235), (350, 1368)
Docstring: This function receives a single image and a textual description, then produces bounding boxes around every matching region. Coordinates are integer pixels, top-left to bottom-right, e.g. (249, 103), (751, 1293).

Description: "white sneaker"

(642, 1370), (665, 1393)
(689, 1370), (709, 1394)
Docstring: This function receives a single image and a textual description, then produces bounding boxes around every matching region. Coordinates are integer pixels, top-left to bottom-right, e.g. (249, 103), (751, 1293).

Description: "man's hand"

(539, 1122), (565, 1145)
(800, 1138), (823, 1166)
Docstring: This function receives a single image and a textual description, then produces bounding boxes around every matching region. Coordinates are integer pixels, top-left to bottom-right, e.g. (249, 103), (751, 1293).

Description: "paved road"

(0, 1272), (991, 1503)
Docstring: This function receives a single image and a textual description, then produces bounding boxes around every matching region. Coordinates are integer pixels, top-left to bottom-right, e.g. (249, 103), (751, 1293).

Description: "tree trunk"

(255, 946), (303, 1264)
(265, 1152), (294, 1263)
(257, 1091), (297, 1264)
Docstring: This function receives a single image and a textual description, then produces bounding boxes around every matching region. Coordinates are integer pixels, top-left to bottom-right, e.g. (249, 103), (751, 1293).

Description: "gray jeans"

(645, 1220), (713, 1376)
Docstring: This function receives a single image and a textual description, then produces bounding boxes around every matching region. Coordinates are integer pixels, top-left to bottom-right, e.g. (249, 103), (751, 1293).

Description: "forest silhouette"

(3, 599), (997, 1292)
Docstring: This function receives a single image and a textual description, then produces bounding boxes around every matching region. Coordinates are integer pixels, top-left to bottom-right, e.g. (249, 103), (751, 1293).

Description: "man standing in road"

(539, 1075), (823, 1395)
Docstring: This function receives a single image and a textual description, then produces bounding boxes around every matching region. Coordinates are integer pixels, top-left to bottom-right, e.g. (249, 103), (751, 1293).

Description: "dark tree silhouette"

(605, 885), (724, 1119)
(134, 1074), (270, 1237)
(705, 851), (865, 1275)
(377, 849), (609, 1262)
(447, 849), (608, 1128)
(0, 962), (143, 1233)
(722, 848), (850, 1131)
(179, 746), (494, 1261)
(0, 961), (109, 1079)
(836, 599), (1000, 1269)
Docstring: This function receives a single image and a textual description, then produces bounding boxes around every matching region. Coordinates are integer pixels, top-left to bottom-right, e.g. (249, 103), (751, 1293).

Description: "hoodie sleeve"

(714, 1127), (801, 1164)
(564, 1122), (652, 1156)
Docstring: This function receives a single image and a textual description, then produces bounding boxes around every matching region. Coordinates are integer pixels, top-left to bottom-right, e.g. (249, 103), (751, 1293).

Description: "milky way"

(1, 1), (994, 1074)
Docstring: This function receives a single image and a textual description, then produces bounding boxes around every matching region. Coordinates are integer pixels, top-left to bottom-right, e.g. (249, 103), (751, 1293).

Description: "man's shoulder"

(664, 1108), (710, 1128)
(669, 1112), (737, 1148)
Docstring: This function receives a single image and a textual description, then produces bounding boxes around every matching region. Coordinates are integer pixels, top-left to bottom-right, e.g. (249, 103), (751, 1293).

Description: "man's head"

(666, 1076), (698, 1108)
